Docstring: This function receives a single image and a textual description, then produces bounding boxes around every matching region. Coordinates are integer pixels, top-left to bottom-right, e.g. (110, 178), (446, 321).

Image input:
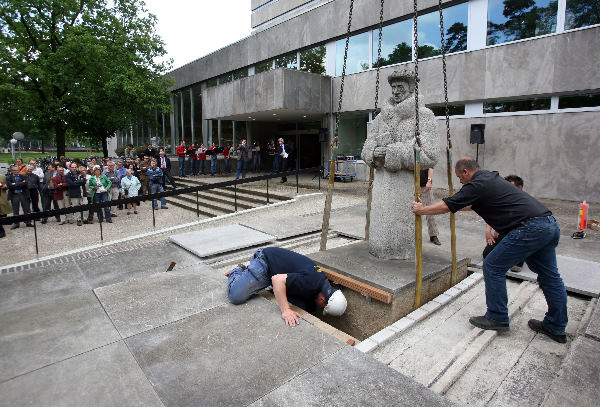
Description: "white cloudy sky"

(144, 0), (252, 70)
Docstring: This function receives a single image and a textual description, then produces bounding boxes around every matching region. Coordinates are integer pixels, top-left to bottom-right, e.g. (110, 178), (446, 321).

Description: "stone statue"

(361, 69), (440, 260)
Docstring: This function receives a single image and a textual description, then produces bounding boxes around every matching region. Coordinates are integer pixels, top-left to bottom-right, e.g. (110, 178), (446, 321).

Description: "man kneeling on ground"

(227, 247), (347, 326)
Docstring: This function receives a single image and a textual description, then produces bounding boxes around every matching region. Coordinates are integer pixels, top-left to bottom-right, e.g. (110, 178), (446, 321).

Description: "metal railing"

(1, 166), (321, 255)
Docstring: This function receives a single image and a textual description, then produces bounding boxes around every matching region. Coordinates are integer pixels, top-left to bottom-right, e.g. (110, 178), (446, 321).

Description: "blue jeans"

(93, 191), (111, 222)
(190, 159), (197, 175)
(227, 249), (271, 304)
(253, 154), (261, 172)
(225, 158), (231, 173)
(236, 159), (247, 179)
(200, 160), (206, 175)
(483, 216), (567, 335)
(210, 156), (217, 174)
(150, 182), (167, 208)
(178, 156), (185, 176)
(273, 155), (279, 172)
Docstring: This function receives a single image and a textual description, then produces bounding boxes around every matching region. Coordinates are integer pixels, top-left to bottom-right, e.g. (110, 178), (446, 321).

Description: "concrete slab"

(242, 215), (323, 239)
(77, 241), (203, 288)
(542, 336), (600, 407)
(0, 262), (88, 312)
(585, 300), (600, 340)
(94, 272), (228, 338)
(126, 297), (342, 407)
(251, 346), (455, 407)
(0, 292), (120, 382)
(0, 341), (163, 407)
(507, 255), (600, 297)
(329, 204), (367, 240)
(309, 241), (466, 295)
(169, 224), (276, 257)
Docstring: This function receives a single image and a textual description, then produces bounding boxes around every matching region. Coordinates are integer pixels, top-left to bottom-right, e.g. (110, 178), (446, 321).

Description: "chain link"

(374, 0), (385, 112)
(438, 0), (452, 150)
(334, 0), (355, 148)
(412, 0), (422, 148)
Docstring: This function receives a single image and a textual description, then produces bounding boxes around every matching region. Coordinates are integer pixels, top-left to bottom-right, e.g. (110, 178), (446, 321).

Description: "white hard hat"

(323, 290), (347, 316)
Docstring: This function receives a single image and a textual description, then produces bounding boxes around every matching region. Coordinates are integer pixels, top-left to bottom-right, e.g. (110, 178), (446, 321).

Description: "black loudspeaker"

(470, 124), (485, 144)
(319, 128), (328, 142)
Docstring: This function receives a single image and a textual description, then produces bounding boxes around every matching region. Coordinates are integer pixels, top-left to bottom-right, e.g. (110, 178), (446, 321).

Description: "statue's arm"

(418, 108), (441, 168)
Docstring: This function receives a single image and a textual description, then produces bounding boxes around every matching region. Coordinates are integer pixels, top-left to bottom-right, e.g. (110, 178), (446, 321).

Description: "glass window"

(487, 0), (557, 46)
(220, 120), (233, 147)
(336, 32), (370, 76)
(483, 97), (551, 113)
(417, 2), (468, 58)
(206, 78), (218, 88)
(218, 73), (232, 85)
(182, 90), (192, 144)
(300, 45), (326, 74)
(232, 68), (248, 80)
(337, 111), (369, 157)
(373, 19), (412, 67)
(275, 53), (298, 69)
(559, 92), (600, 109)
(255, 60), (273, 74)
(192, 84), (202, 142)
(565, 0), (600, 30)
(428, 104), (466, 116)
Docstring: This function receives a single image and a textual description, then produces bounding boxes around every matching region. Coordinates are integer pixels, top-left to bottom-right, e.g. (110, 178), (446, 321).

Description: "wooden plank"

(319, 266), (394, 304)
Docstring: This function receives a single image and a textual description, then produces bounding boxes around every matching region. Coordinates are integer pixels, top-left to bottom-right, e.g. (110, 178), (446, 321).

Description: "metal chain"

(438, 0), (452, 150)
(412, 0), (422, 148)
(334, 0), (355, 148)
(374, 0), (385, 111)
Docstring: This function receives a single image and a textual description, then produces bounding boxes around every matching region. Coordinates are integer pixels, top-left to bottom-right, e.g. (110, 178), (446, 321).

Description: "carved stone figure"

(361, 69), (440, 260)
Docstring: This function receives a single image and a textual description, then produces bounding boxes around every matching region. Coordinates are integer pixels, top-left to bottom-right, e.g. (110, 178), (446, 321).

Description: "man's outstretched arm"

(411, 199), (472, 215)
(271, 274), (300, 326)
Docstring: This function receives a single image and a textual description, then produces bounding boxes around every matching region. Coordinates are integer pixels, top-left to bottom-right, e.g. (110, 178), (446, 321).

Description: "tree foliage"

(0, 0), (172, 157)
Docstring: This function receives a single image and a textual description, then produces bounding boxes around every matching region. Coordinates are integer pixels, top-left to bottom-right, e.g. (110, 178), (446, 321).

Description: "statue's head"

(388, 69), (416, 104)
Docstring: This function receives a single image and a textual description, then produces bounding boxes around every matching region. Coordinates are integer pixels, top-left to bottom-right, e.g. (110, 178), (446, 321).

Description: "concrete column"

(170, 94), (177, 153)
(208, 120), (213, 144)
(248, 66), (255, 76)
(190, 88), (195, 144)
(179, 91), (185, 143)
(162, 113), (166, 148)
(556, 0), (566, 33)
(465, 102), (484, 118)
(217, 120), (222, 146)
(325, 41), (336, 76)
(467, 0), (488, 51)
(232, 121), (236, 146)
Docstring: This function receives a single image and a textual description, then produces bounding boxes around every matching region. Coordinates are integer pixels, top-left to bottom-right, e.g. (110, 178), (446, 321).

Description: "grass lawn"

(0, 151), (102, 164)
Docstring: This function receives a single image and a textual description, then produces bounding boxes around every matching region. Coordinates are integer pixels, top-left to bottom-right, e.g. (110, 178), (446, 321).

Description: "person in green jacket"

(88, 166), (112, 223)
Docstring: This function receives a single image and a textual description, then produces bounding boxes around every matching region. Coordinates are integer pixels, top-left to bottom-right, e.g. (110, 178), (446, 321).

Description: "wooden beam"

(319, 266), (393, 304)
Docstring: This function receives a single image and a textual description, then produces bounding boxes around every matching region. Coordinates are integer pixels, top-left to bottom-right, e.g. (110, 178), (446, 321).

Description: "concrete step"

(173, 176), (291, 202)
(372, 275), (591, 406)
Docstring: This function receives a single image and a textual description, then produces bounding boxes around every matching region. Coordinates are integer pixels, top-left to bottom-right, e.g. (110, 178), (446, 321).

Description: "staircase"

(371, 274), (595, 406)
(166, 176), (293, 218)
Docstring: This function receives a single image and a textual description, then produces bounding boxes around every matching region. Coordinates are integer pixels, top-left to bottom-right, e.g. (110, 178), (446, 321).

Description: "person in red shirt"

(208, 142), (217, 176)
(198, 143), (207, 175)
(223, 144), (231, 174)
(52, 165), (68, 224)
(176, 140), (187, 177)
(187, 143), (198, 176)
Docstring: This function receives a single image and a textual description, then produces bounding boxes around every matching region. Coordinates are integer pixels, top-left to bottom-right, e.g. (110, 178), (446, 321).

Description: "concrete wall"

(202, 68), (331, 119)
(169, 0), (457, 89)
(252, 0), (328, 28)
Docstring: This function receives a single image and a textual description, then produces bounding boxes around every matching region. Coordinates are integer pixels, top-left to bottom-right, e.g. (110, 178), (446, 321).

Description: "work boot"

(469, 315), (509, 331)
(77, 219), (83, 226)
(430, 236), (441, 245)
(528, 319), (567, 343)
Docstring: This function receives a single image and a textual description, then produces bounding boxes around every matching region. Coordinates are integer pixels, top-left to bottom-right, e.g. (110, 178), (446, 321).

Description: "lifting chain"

(334, 0), (355, 146)
(374, 0), (385, 111)
(412, 0), (422, 149)
(438, 0), (452, 150)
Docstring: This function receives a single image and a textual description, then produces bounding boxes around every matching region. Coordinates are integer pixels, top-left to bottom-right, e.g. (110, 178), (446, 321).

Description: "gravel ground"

(1, 173), (598, 267)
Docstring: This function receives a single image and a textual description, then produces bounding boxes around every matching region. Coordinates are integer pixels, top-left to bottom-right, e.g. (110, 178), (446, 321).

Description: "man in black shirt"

(227, 247), (347, 326)
(411, 157), (568, 343)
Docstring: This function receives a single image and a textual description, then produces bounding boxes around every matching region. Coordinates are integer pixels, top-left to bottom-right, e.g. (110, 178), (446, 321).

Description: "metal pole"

(152, 204), (156, 229)
(33, 219), (39, 255)
(365, 166), (374, 240)
(266, 177), (270, 204)
(196, 190), (199, 217)
(234, 184), (238, 212)
(447, 148), (457, 285)
(296, 123), (299, 194)
(99, 218), (103, 242)
(318, 167), (321, 190)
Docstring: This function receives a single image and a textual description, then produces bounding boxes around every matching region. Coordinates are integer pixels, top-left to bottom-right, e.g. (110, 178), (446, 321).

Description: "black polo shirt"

(442, 170), (551, 235)
(263, 247), (328, 312)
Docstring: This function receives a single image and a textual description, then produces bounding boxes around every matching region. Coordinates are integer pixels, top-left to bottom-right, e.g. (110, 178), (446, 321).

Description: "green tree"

(0, 0), (172, 158)
(565, 0), (600, 29)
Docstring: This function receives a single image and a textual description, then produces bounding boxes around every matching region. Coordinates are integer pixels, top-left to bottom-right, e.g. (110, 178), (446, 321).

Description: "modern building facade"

(119, 0), (600, 202)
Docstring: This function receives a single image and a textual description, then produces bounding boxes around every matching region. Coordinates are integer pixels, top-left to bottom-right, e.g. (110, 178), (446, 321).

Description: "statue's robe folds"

(361, 95), (440, 260)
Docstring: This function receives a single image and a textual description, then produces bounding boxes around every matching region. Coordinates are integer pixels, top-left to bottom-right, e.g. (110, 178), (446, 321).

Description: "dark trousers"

(280, 157), (288, 182)
(0, 214), (6, 237)
(10, 193), (31, 225)
(161, 169), (176, 188)
(28, 189), (40, 212)
(42, 193), (61, 222)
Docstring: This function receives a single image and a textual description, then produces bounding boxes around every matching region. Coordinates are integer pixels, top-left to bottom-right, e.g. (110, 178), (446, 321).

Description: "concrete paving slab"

(77, 241), (203, 288)
(169, 224), (276, 257)
(309, 241), (466, 294)
(251, 346), (455, 407)
(0, 262), (88, 312)
(0, 341), (163, 407)
(0, 292), (120, 382)
(585, 300), (600, 340)
(542, 336), (600, 407)
(126, 297), (343, 407)
(94, 272), (228, 338)
(329, 204), (367, 240)
(507, 255), (600, 297)
(242, 215), (323, 239)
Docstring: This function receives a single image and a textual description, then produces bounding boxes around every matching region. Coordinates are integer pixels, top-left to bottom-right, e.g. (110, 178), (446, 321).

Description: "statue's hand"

(373, 147), (387, 158)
